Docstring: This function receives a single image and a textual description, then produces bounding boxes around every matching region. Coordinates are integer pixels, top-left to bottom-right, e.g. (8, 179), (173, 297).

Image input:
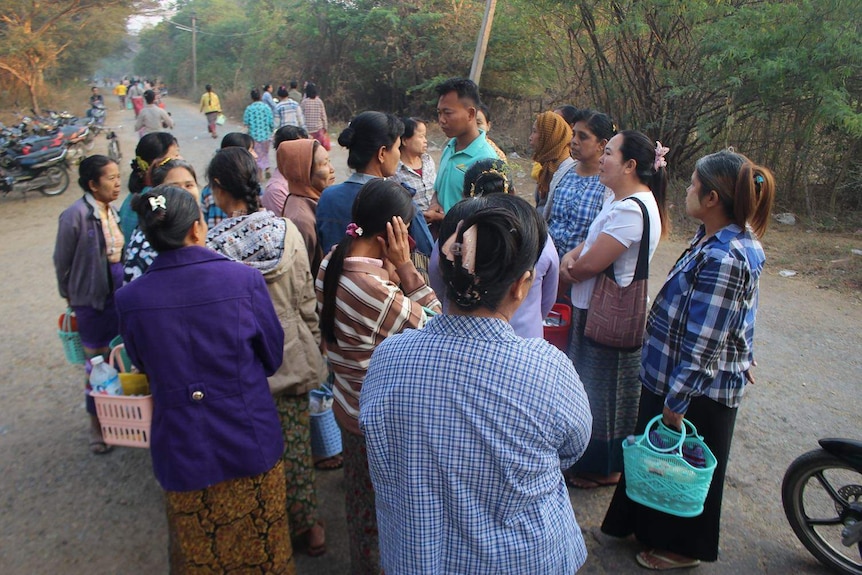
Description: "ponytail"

(695, 149), (776, 238)
(320, 238), (354, 344)
(318, 179), (415, 343)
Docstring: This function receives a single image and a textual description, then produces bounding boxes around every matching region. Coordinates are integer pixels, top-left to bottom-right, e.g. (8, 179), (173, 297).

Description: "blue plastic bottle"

(89, 355), (122, 395)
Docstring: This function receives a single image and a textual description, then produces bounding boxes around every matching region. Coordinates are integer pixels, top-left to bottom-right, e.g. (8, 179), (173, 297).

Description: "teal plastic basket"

(622, 415), (717, 517)
(58, 308), (86, 365)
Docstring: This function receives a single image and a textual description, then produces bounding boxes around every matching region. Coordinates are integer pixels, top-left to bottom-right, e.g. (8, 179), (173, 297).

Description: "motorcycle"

(783, 438), (862, 574)
(88, 102), (107, 126)
(0, 146), (70, 197)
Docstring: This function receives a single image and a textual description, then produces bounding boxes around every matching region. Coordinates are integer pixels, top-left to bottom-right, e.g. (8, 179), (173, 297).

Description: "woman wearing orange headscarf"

(531, 111), (574, 217)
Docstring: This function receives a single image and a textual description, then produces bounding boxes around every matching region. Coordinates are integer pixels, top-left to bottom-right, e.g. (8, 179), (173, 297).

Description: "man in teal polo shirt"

(430, 78), (500, 215)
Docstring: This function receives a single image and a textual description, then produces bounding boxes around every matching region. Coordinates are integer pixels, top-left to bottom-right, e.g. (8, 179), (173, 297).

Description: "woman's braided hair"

(205, 147), (261, 212)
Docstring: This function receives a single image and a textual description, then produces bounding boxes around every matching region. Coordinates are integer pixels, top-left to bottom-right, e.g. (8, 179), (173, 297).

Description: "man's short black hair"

(435, 77), (480, 107)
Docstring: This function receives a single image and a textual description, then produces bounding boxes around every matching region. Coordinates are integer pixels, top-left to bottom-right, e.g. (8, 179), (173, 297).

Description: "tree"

(0, 0), (143, 114)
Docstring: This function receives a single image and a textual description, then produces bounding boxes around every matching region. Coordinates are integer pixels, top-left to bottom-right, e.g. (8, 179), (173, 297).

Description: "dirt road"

(0, 96), (857, 574)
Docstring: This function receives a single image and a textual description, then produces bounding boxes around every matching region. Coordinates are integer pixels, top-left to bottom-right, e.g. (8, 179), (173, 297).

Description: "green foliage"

(0, 0), (144, 112)
(16, 0), (850, 216)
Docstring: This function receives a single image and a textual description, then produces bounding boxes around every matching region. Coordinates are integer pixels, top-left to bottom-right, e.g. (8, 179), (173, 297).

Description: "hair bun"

(337, 126), (355, 148)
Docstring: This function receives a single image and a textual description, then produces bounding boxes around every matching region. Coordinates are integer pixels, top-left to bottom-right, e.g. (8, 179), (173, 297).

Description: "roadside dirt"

(0, 96), (857, 574)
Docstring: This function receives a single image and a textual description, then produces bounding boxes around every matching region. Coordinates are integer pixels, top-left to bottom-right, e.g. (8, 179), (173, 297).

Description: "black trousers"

(601, 389), (738, 562)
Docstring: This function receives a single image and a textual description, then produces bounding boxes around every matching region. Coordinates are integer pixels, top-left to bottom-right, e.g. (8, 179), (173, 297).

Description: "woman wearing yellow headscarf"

(530, 112), (574, 217)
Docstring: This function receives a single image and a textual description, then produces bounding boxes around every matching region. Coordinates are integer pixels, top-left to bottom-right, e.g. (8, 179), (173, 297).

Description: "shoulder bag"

(584, 196), (650, 349)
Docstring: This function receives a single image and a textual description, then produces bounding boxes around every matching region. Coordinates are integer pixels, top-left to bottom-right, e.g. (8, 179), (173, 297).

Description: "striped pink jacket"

(316, 255), (441, 435)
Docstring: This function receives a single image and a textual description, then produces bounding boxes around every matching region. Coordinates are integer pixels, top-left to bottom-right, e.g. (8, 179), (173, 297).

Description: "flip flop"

(313, 455), (343, 471)
(636, 549), (701, 570)
(564, 473), (619, 489)
(89, 440), (114, 455)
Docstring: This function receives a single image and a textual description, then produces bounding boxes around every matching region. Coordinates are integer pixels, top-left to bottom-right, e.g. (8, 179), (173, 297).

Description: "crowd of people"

(53, 75), (775, 573)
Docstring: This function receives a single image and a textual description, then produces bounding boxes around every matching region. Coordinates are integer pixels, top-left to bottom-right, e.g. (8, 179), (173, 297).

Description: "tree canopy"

(4, 0), (858, 214)
(0, 0), (150, 113)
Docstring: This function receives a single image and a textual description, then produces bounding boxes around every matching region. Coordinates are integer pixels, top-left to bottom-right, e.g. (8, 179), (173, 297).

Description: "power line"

(168, 19), (267, 38)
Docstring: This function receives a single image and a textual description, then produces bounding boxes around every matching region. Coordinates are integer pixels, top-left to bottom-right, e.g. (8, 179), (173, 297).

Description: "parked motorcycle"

(0, 146), (70, 197)
(783, 438), (862, 574)
(1, 118), (90, 165)
(88, 102), (107, 126)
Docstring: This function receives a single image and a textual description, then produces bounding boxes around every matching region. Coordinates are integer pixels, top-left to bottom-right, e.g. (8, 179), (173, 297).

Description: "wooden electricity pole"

(469, 0), (497, 86)
(191, 12), (198, 96)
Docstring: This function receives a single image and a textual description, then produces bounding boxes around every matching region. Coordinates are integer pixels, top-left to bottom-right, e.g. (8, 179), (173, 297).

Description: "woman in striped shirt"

(316, 179), (441, 574)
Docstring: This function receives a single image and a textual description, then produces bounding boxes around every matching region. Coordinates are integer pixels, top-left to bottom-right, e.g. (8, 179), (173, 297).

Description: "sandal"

(293, 520), (326, 557)
(314, 454), (343, 471)
(89, 440), (113, 455)
(636, 549), (701, 570)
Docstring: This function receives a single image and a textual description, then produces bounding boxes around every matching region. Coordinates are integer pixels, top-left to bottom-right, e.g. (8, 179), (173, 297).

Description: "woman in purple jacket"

(115, 186), (294, 574)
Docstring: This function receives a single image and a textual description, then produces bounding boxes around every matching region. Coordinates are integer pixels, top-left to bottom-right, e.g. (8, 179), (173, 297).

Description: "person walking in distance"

(199, 84), (222, 139)
(243, 88), (275, 181)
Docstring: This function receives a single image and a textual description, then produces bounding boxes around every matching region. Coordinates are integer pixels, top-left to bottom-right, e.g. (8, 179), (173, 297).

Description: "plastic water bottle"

(89, 356), (122, 395)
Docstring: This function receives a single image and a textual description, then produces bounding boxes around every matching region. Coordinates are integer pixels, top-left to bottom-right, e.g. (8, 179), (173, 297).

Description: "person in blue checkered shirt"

(361, 193), (593, 574)
(602, 149), (776, 570)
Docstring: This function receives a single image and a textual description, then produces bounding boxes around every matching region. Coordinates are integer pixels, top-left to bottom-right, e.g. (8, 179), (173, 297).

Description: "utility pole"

(469, 0), (497, 86)
(191, 11), (197, 96)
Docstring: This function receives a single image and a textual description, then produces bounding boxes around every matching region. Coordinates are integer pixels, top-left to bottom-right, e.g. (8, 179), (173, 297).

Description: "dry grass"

(760, 227), (862, 296)
(663, 179), (862, 296)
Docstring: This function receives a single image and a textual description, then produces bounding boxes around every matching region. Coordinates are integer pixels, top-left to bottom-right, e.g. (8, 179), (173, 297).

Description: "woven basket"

(58, 308), (86, 365)
(623, 415), (717, 518)
(310, 389), (342, 459)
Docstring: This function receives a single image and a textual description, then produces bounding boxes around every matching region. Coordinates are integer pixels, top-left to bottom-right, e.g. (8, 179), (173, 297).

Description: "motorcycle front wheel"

(782, 448), (862, 574)
(39, 166), (70, 196)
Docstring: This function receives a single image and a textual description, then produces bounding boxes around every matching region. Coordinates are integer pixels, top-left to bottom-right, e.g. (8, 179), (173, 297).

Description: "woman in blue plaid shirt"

(602, 149), (775, 570)
(362, 194), (592, 574)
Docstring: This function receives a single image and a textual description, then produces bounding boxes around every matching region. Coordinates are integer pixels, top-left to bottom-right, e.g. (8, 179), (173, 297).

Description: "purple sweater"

(116, 245), (285, 492)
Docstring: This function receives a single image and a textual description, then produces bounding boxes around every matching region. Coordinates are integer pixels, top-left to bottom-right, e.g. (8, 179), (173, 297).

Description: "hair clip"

(149, 195), (167, 211)
(134, 156), (149, 173)
(346, 222), (363, 238)
(654, 141), (670, 171)
(441, 220), (478, 274)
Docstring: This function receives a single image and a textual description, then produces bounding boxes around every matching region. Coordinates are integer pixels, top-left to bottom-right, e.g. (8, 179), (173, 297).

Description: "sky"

(126, 1), (175, 34)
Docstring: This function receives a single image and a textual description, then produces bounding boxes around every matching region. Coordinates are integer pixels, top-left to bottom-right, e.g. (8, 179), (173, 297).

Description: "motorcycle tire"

(108, 138), (121, 163)
(782, 448), (862, 574)
(38, 166), (70, 196)
(83, 134), (96, 152)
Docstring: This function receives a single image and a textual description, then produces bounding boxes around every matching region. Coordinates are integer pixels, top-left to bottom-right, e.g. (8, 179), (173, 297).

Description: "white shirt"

(570, 191), (662, 309)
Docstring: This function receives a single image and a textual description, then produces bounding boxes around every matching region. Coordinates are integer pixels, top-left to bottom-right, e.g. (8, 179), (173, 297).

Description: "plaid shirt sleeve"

(664, 254), (750, 413)
(548, 172), (606, 257)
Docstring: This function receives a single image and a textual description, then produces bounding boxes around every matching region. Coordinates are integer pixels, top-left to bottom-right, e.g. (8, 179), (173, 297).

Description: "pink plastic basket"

(91, 393), (153, 448)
